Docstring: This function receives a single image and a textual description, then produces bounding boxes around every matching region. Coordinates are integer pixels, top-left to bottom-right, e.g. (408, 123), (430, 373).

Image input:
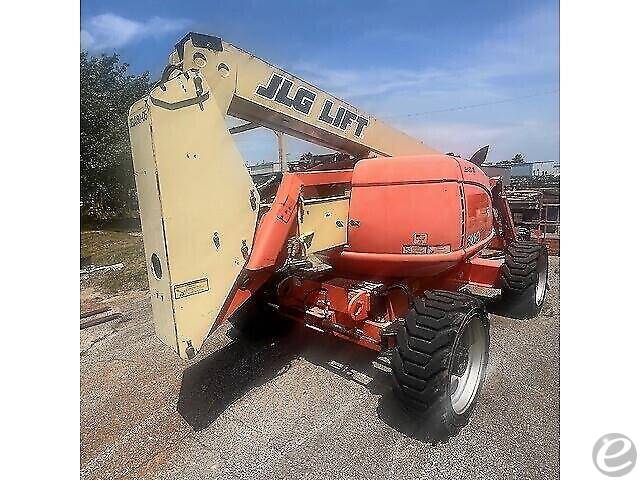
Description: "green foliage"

(80, 52), (151, 219)
(511, 152), (526, 163)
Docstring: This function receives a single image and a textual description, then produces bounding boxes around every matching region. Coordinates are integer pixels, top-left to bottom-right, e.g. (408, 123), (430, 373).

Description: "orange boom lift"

(129, 33), (549, 437)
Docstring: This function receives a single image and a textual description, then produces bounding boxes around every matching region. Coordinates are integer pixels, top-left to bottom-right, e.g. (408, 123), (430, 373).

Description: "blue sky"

(81, 0), (559, 165)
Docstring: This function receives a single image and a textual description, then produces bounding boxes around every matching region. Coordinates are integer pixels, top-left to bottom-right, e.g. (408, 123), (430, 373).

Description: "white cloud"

(281, 4), (559, 162)
(397, 120), (559, 163)
(292, 63), (449, 99)
(403, 122), (517, 157)
(293, 14), (557, 106)
(476, 5), (559, 74)
(81, 14), (190, 52)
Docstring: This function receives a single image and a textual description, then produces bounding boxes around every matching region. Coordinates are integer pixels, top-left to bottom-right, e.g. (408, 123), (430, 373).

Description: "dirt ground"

(81, 230), (147, 294)
(80, 232), (560, 480)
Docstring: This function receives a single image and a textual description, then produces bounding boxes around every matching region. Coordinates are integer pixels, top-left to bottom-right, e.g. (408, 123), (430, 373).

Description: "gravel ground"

(80, 256), (560, 480)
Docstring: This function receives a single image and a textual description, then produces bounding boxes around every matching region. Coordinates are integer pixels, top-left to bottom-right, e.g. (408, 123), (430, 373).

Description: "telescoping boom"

(164, 33), (438, 158)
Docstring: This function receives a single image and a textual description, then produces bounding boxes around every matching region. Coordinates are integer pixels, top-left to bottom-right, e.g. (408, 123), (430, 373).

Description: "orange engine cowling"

(328, 154), (494, 278)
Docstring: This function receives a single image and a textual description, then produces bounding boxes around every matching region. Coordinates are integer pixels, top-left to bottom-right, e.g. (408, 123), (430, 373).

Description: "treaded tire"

(492, 241), (549, 319)
(391, 290), (490, 440)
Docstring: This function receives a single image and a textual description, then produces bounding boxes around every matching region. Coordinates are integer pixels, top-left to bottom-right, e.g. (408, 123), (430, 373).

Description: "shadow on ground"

(176, 324), (294, 431)
(177, 316), (449, 442)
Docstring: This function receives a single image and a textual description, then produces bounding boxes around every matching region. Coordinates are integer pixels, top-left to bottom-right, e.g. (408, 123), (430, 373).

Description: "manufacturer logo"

(593, 433), (636, 477)
(412, 232), (428, 245)
(255, 73), (369, 137)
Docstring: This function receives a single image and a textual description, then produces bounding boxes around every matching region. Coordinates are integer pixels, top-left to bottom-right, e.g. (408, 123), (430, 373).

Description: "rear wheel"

(492, 241), (549, 319)
(391, 291), (490, 440)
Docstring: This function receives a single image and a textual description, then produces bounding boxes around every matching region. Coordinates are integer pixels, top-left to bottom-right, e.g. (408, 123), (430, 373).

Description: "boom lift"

(128, 32), (549, 437)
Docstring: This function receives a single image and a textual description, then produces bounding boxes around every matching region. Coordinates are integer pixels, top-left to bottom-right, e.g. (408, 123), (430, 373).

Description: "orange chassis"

(221, 167), (517, 352)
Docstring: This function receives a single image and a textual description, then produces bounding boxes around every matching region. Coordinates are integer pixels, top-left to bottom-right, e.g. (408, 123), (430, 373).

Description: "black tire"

(492, 241), (549, 319)
(516, 226), (532, 241)
(391, 290), (490, 440)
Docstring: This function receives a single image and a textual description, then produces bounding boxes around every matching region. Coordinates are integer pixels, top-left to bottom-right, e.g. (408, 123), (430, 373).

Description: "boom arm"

(168, 32), (438, 158)
(128, 32), (437, 359)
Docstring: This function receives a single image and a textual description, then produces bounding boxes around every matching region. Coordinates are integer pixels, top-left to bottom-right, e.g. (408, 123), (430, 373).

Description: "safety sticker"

(412, 232), (428, 245)
(174, 278), (209, 299)
(428, 244), (452, 254)
(402, 245), (428, 254)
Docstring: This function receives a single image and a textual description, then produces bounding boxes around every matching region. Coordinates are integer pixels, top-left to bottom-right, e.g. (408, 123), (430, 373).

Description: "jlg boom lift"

(128, 32), (549, 436)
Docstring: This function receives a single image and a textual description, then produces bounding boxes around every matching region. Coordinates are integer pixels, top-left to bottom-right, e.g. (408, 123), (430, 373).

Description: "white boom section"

(167, 33), (438, 158)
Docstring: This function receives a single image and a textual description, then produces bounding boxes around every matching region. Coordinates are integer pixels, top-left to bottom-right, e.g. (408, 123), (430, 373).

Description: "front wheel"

(391, 291), (490, 440)
(491, 241), (549, 319)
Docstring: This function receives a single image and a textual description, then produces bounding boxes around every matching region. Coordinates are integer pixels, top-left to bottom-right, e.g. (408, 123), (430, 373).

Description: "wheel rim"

(449, 315), (487, 415)
(535, 257), (548, 306)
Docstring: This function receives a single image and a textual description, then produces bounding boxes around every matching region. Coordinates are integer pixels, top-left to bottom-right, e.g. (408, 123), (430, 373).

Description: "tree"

(80, 52), (151, 220)
(511, 153), (526, 163)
